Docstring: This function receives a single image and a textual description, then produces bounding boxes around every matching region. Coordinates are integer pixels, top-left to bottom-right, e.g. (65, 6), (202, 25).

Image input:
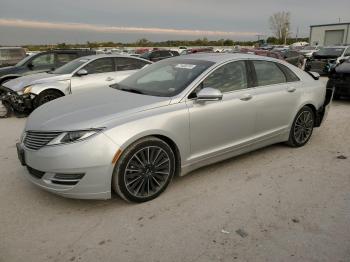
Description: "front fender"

(102, 103), (191, 167)
(30, 81), (70, 95)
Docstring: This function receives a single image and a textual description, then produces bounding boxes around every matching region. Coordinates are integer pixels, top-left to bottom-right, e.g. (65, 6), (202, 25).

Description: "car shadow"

(21, 142), (290, 210)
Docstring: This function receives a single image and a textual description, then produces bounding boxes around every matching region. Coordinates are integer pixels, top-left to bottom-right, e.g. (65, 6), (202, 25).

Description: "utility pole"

(295, 26), (299, 42)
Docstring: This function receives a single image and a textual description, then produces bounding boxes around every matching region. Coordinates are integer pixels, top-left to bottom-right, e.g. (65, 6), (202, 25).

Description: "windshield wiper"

(119, 88), (144, 95)
(110, 83), (145, 95)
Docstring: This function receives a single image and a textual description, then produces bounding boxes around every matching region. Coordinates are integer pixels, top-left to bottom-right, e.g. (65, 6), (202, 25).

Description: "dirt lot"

(0, 98), (349, 262)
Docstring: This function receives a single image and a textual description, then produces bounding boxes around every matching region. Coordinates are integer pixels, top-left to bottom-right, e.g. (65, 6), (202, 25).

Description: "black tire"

(333, 92), (341, 100)
(287, 106), (315, 147)
(112, 137), (176, 203)
(34, 90), (63, 108)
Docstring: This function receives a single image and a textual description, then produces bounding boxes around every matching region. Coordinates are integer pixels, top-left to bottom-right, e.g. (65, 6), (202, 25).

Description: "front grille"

(27, 166), (45, 179)
(24, 131), (62, 150)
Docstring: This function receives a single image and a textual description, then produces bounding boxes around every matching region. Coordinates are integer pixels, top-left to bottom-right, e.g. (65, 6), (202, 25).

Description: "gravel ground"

(0, 98), (349, 262)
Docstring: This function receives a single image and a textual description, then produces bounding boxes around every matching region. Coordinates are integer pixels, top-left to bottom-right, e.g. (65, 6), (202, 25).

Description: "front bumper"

(17, 132), (120, 199)
(0, 85), (34, 113)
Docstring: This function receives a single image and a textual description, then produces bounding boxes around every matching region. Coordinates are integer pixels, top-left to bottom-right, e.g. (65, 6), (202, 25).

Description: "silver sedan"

(17, 53), (333, 202)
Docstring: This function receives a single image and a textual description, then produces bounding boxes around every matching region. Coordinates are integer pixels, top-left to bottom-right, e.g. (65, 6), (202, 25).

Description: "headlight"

(47, 129), (102, 146)
(23, 86), (32, 94)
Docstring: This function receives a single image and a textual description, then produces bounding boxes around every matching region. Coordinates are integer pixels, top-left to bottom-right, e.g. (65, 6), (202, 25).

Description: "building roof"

(310, 22), (350, 28)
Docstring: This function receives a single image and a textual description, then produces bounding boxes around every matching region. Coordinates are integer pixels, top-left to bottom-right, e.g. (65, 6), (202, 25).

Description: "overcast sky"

(0, 0), (349, 45)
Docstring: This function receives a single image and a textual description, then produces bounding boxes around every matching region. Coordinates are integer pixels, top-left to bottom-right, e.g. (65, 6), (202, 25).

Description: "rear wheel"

(34, 90), (63, 108)
(112, 137), (176, 203)
(287, 106), (315, 147)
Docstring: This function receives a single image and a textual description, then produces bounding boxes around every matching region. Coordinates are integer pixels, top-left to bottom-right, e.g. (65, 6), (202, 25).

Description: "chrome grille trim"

(24, 131), (62, 150)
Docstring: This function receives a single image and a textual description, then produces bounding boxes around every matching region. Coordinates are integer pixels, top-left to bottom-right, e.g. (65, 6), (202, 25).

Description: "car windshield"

(15, 54), (35, 66)
(314, 48), (345, 57)
(112, 59), (214, 97)
(51, 58), (90, 74)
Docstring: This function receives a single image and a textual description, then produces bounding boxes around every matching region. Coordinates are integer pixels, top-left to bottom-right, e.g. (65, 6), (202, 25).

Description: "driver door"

(186, 60), (256, 162)
(70, 57), (116, 93)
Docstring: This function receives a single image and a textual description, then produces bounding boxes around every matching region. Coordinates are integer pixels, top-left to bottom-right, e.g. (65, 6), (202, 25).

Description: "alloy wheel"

(293, 110), (314, 144)
(124, 146), (171, 198)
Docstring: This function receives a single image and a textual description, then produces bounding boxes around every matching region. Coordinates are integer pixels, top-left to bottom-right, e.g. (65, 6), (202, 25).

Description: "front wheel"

(287, 106), (315, 147)
(112, 137), (176, 203)
(34, 90), (63, 108)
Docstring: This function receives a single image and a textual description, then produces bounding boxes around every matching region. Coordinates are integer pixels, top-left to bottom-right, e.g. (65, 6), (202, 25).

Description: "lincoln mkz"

(17, 53), (333, 202)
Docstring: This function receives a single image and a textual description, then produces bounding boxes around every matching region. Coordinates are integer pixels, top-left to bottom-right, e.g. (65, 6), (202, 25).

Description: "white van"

(0, 47), (26, 68)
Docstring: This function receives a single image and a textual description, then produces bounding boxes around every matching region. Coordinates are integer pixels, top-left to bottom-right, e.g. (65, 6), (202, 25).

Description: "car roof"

(172, 52), (278, 63)
(77, 54), (151, 61)
(323, 46), (348, 48)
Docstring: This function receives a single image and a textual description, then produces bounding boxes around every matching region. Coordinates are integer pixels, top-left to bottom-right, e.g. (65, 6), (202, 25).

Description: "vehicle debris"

(236, 228), (248, 238)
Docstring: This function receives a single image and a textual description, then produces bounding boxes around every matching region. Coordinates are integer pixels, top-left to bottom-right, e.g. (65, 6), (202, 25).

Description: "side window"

(31, 53), (55, 67)
(151, 51), (162, 59)
(56, 53), (78, 65)
(160, 51), (171, 57)
(83, 58), (114, 74)
(253, 61), (286, 86)
(278, 64), (300, 82)
(201, 61), (248, 93)
(115, 58), (149, 71)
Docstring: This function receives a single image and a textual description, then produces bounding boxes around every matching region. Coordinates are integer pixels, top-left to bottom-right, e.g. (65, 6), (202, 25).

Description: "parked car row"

(0, 54), (151, 117)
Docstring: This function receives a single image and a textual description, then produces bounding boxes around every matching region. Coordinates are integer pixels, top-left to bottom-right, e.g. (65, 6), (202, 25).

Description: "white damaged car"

(0, 55), (151, 117)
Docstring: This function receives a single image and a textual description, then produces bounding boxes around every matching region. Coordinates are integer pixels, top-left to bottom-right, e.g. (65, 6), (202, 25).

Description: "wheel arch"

(297, 103), (318, 127)
(34, 88), (65, 96)
(115, 131), (183, 177)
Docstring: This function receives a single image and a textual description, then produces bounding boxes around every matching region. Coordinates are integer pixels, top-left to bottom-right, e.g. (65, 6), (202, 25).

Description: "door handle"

(287, 87), (296, 93)
(106, 77), (114, 81)
(240, 94), (253, 101)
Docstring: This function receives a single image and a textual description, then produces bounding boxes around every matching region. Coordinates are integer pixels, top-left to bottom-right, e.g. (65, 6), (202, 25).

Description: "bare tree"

(269, 12), (291, 44)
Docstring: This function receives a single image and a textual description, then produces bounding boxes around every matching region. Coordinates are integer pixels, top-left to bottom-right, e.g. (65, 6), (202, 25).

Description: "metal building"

(310, 22), (350, 46)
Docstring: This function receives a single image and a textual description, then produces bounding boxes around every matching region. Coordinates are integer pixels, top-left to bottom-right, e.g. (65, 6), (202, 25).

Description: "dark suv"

(0, 49), (96, 85)
(327, 58), (350, 99)
(141, 50), (179, 62)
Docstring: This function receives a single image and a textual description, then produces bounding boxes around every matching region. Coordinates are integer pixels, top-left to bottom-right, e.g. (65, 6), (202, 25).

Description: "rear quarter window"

(277, 63), (300, 82)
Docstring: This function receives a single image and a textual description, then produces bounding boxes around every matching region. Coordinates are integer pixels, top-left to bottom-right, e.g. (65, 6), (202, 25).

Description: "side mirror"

(76, 69), (88, 76)
(196, 87), (223, 101)
(27, 62), (34, 69)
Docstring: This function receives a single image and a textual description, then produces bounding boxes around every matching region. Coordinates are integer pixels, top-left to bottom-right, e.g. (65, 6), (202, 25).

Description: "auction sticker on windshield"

(175, 64), (196, 69)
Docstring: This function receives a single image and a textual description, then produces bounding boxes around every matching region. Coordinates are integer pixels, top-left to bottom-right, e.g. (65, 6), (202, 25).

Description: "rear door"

(70, 57), (115, 93)
(249, 60), (302, 138)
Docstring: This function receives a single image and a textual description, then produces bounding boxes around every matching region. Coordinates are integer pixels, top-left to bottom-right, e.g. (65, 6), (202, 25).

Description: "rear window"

(314, 48), (345, 57)
(277, 64), (300, 82)
(56, 53), (78, 65)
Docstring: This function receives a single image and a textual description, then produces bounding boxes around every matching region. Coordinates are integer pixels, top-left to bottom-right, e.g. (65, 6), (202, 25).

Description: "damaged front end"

(0, 85), (35, 118)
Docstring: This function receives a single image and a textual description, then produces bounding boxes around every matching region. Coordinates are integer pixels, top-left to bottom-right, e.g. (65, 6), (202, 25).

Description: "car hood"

(26, 88), (171, 131)
(3, 73), (70, 92)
